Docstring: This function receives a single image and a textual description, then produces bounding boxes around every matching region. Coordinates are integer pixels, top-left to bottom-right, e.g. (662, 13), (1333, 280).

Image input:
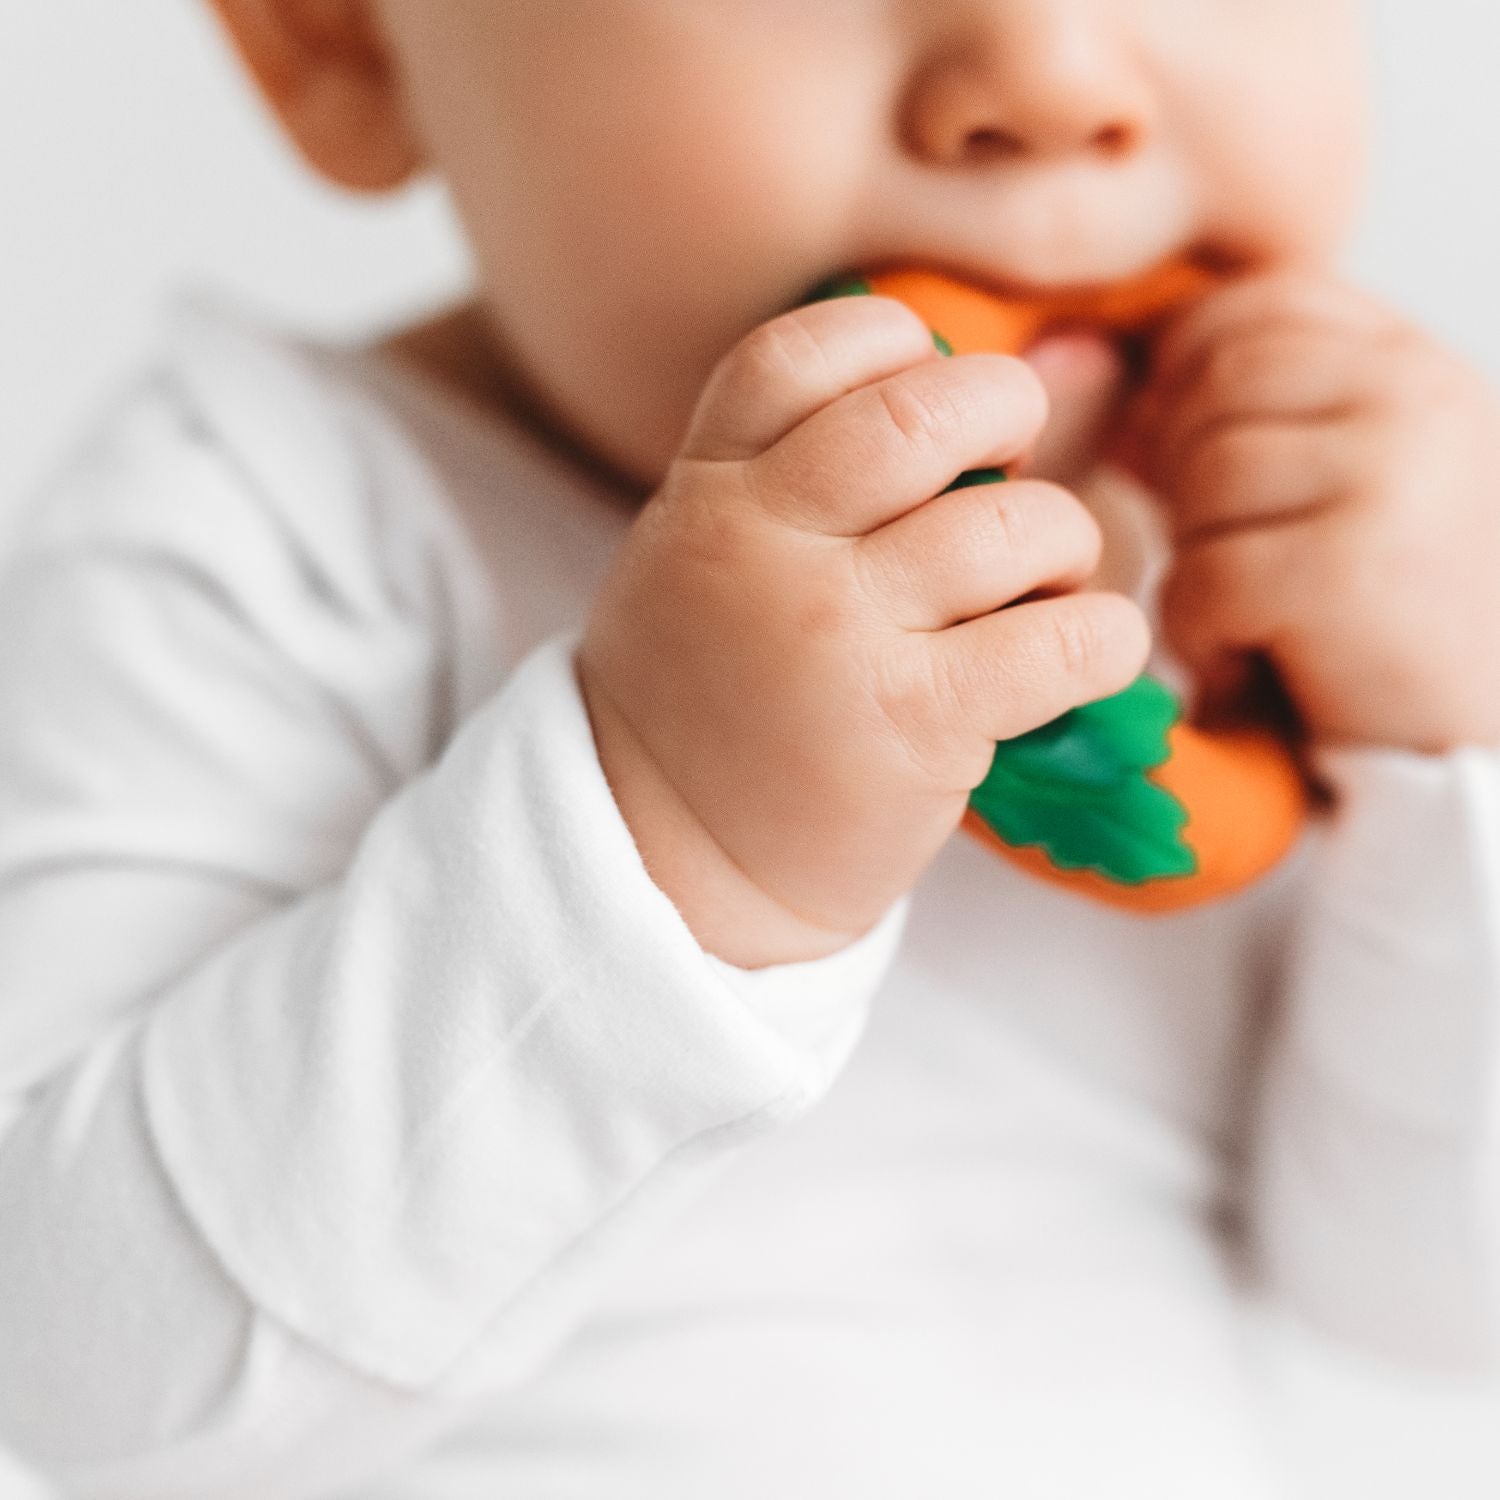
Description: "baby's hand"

(578, 296), (1149, 967)
(1126, 271), (1500, 755)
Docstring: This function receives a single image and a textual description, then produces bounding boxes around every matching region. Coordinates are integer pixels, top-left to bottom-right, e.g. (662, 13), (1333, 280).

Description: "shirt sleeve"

(1246, 740), (1500, 1369)
(0, 410), (906, 1496)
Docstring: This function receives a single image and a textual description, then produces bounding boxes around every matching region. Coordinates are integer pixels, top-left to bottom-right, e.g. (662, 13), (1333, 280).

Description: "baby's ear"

(206, 0), (423, 192)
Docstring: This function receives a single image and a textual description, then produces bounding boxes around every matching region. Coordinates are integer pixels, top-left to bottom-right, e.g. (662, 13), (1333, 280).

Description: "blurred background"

(0, 0), (471, 546)
(3, 1), (1500, 1495)
(6, 2), (1500, 533)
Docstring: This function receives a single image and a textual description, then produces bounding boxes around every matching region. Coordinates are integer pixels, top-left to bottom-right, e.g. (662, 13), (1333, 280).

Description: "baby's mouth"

(808, 253), (1224, 483)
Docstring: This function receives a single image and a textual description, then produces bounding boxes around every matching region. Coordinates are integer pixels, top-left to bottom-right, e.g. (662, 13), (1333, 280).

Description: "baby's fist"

(579, 294), (1148, 967)
(1127, 271), (1500, 754)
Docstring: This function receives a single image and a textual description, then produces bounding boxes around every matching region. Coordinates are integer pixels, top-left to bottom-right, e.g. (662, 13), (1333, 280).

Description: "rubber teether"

(802, 263), (1309, 914)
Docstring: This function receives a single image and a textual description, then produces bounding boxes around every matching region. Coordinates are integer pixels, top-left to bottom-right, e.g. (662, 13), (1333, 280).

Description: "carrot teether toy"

(803, 264), (1310, 914)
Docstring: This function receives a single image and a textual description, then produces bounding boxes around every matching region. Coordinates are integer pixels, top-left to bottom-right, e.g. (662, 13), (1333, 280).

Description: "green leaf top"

(801, 273), (874, 304)
(943, 467), (1008, 492)
(969, 675), (1198, 885)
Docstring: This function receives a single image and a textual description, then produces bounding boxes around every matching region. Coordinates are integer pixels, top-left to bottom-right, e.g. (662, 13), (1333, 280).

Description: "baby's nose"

(900, 3), (1156, 169)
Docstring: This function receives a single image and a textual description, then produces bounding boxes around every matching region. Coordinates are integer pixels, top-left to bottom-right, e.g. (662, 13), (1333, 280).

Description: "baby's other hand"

(578, 295), (1149, 968)
(1125, 270), (1500, 755)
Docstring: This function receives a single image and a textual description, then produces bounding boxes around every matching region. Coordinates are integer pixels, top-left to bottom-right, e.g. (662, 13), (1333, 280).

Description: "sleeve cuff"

(703, 897), (910, 1068)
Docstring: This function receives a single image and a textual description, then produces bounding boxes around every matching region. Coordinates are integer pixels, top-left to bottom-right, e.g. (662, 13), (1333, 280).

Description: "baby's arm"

(0, 284), (1143, 1492)
(1119, 268), (1500, 1369)
(1246, 743), (1500, 1369)
(0, 362), (905, 1494)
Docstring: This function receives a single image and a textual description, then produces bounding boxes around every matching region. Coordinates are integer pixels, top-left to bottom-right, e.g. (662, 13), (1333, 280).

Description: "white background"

(3, 2), (1500, 1496)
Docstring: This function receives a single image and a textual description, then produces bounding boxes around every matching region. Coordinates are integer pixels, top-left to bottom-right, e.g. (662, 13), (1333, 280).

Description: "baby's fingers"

(913, 591), (1151, 780)
(681, 296), (938, 464)
(1143, 325), (1376, 485)
(856, 478), (1102, 631)
(753, 351), (1048, 535)
(1149, 271), (1392, 405)
(1162, 417), (1360, 542)
(1159, 523), (1329, 676)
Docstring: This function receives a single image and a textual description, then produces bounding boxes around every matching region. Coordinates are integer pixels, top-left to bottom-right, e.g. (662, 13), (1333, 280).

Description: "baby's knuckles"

(861, 643), (993, 792)
(1170, 331), (1500, 751)
(1175, 425), (1280, 520)
(1194, 334), (1295, 417)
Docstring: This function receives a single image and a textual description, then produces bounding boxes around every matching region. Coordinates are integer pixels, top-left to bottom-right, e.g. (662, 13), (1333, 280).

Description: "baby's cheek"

(1172, 2), (1369, 263)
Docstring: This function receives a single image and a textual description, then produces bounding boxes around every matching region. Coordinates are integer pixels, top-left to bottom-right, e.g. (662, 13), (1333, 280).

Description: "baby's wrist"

(578, 672), (864, 970)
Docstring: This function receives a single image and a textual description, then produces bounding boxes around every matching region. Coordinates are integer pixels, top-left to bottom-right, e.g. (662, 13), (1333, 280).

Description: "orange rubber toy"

(803, 264), (1310, 915)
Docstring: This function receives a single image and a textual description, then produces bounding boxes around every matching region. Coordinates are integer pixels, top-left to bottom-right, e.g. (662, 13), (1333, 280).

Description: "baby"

(3, 0), (1500, 1495)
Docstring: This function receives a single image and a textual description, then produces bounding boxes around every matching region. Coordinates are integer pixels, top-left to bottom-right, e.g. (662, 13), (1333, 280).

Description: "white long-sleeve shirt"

(1, 296), (1499, 1500)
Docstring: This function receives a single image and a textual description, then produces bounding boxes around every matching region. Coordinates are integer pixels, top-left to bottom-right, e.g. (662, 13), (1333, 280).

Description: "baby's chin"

(1018, 330), (1134, 488)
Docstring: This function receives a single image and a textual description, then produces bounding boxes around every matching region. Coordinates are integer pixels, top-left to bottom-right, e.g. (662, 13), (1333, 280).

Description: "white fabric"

(0, 296), (1498, 1498)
